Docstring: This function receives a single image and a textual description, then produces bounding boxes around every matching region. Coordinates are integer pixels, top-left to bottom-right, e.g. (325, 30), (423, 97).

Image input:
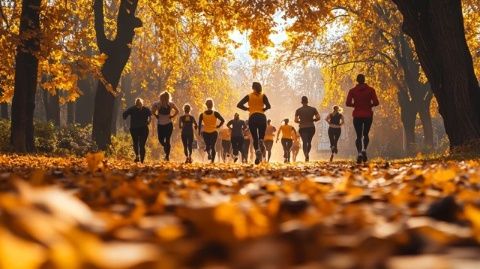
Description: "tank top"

(280, 125), (295, 140)
(220, 128), (231, 141)
(157, 103), (172, 125)
(248, 92), (265, 116)
(202, 111), (217, 133)
(180, 115), (194, 134)
(330, 113), (342, 126)
(265, 125), (276, 141)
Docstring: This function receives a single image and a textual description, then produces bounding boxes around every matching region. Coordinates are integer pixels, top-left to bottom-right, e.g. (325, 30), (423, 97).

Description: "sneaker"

(134, 156), (140, 163)
(233, 155), (238, 163)
(362, 151), (368, 163)
(334, 146), (338, 154)
(305, 156), (309, 162)
(185, 157), (189, 164)
(207, 153), (212, 160)
(356, 154), (363, 164)
(329, 154), (334, 162)
(284, 158), (288, 163)
(254, 150), (262, 165)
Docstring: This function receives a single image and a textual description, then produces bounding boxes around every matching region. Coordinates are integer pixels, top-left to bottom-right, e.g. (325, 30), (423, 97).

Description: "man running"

(276, 119), (297, 163)
(346, 74), (379, 164)
(294, 96), (320, 162)
(227, 113), (247, 163)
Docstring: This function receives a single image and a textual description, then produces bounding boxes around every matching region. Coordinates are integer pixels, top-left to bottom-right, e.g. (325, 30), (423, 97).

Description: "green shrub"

(56, 124), (97, 156)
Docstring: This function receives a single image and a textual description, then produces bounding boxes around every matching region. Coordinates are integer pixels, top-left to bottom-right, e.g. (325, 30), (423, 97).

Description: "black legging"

(181, 132), (194, 157)
(203, 131), (218, 162)
(242, 139), (251, 163)
(130, 126), (149, 162)
(231, 136), (244, 157)
(328, 127), (341, 150)
(264, 140), (274, 161)
(157, 123), (173, 158)
(221, 140), (231, 161)
(281, 138), (293, 160)
(248, 113), (267, 153)
(353, 117), (373, 152)
(299, 127), (315, 158)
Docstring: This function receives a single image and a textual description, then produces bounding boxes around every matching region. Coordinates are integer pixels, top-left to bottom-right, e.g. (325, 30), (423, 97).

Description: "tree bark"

(0, 85), (8, 120)
(92, 0), (141, 150)
(42, 91), (60, 126)
(67, 101), (75, 124)
(392, 0), (480, 150)
(398, 89), (417, 152)
(75, 77), (95, 125)
(10, 0), (41, 152)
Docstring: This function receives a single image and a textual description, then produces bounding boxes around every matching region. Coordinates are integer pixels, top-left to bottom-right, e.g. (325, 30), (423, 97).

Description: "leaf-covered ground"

(1, 154), (480, 269)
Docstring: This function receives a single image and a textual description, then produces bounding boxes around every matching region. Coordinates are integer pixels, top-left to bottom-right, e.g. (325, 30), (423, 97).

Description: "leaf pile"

(0, 155), (480, 268)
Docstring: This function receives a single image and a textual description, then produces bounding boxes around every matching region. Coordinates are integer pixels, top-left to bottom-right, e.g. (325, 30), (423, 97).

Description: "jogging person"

(291, 132), (301, 162)
(227, 113), (247, 163)
(122, 98), (152, 163)
(242, 122), (252, 163)
(346, 74), (379, 164)
(237, 82), (272, 164)
(276, 119), (297, 163)
(179, 104), (198, 163)
(325, 105), (344, 162)
(219, 127), (232, 162)
(264, 119), (276, 162)
(198, 99), (225, 163)
(294, 96), (320, 162)
(151, 91), (179, 161)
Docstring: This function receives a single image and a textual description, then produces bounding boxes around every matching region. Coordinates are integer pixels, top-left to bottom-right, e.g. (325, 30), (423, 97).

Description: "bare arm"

(325, 113), (331, 124)
(314, 109), (321, 122)
(179, 116), (183, 129)
(198, 114), (203, 134)
(170, 102), (179, 118)
(237, 95), (249, 111)
(294, 110), (300, 124)
(215, 112), (225, 128)
(227, 120), (233, 130)
(263, 95), (271, 111)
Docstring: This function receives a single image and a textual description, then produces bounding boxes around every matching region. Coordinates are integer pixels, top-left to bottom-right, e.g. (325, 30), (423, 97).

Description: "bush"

(56, 124), (97, 156)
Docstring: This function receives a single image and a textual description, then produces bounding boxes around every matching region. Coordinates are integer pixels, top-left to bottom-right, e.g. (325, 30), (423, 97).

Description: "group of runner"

(123, 74), (379, 164)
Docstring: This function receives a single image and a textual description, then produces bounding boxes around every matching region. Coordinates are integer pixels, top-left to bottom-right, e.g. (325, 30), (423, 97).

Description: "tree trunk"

(10, 0), (41, 152)
(67, 101), (75, 124)
(92, 0), (141, 150)
(42, 91), (60, 126)
(75, 77), (95, 125)
(0, 103), (8, 120)
(392, 0), (480, 150)
(111, 96), (120, 135)
(398, 89), (416, 153)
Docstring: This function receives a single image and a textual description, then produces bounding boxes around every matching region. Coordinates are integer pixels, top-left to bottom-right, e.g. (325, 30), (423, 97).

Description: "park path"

(0, 155), (479, 268)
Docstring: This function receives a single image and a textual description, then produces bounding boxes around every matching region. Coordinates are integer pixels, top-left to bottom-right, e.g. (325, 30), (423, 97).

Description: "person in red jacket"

(346, 74), (379, 164)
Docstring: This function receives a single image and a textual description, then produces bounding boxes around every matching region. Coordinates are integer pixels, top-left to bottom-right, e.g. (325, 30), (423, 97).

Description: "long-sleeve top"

(346, 83), (379, 118)
(123, 106), (152, 129)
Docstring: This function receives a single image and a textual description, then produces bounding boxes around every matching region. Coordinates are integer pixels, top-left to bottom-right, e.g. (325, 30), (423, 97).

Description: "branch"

(93, 0), (108, 53)
(0, 0), (11, 30)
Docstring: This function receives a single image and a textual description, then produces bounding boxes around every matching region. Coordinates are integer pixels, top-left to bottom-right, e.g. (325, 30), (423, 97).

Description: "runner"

(179, 104), (198, 163)
(237, 82), (272, 164)
(276, 119), (297, 163)
(151, 91), (179, 161)
(198, 99), (225, 163)
(227, 113), (247, 163)
(325, 105), (344, 162)
(122, 98), (151, 163)
(219, 127), (232, 162)
(242, 121), (252, 163)
(291, 132), (301, 162)
(264, 119), (276, 162)
(346, 74), (379, 164)
(294, 96), (320, 162)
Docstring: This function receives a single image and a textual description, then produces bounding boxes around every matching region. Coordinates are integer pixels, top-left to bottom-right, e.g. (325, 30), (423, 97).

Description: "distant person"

(198, 99), (225, 163)
(294, 96), (320, 162)
(325, 105), (344, 162)
(237, 82), (272, 164)
(346, 74), (379, 164)
(242, 121), (252, 163)
(291, 132), (301, 162)
(227, 113), (247, 163)
(179, 104), (198, 163)
(219, 127), (232, 162)
(122, 98), (151, 163)
(264, 119), (276, 162)
(276, 119), (297, 163)
(151, 91), (179, 161)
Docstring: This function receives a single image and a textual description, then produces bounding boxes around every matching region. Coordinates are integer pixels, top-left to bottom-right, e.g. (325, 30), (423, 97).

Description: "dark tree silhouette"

(11, 0), (41, 152)
(392, 0), (480, 150)
(92, 0), (142, 150)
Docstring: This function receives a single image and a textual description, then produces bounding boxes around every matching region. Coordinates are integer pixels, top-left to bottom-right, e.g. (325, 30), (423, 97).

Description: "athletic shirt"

(180, 115), (196, 134)
(330, 113), (342, 127)
(228, 119), (245, 138)
(295, 105), (319, 129)
(220, 128), (231, 141)
(248, 92), (265, 116)
(123, 106), (151, 129)
(280, 124), (295, 140)
(202, 111), (219, 133)
(153, 102), (173, 125)
(265, 125), (276, 141)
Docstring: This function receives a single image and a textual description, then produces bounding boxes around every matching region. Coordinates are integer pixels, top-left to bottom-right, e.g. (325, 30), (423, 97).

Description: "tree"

(92, 0), (142, 150)
(392, 0), (480, 150)
(10, 0), (42, 152)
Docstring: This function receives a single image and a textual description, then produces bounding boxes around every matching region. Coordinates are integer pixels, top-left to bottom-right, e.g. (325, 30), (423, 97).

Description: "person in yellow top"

(219, 127), (232, 162)
(276, 119), (297, 163)
(264, 119), (276, 162)
(237, 82), (272, 164)
(198, 99), (225, 163)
